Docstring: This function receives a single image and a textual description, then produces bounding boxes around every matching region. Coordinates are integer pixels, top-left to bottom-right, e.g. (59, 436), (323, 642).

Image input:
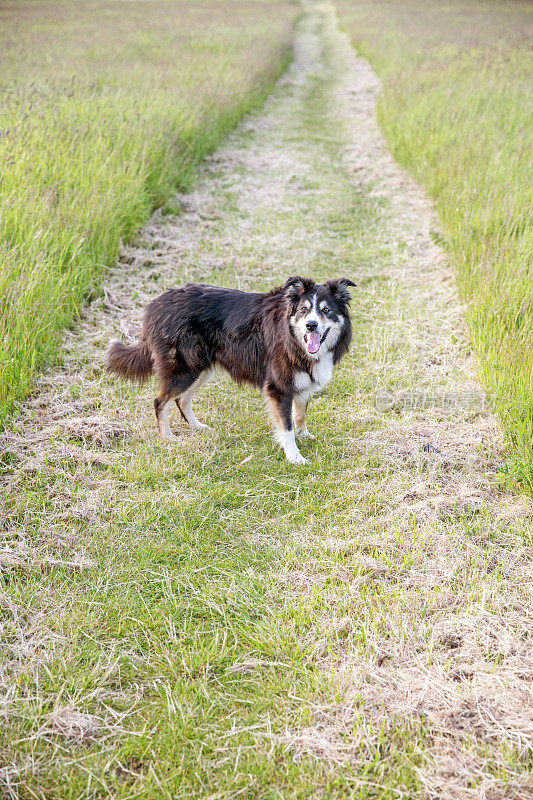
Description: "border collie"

(106, 276), (354, 464)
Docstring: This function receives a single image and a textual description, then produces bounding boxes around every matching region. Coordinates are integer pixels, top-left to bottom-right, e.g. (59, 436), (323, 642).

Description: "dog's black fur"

(107, 276), (354, 463)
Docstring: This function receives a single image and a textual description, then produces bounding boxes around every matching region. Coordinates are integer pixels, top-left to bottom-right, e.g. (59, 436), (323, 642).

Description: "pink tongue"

(307, 332), (321, 354)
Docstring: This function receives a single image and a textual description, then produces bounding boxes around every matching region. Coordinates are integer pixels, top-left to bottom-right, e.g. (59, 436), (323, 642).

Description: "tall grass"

(335, 0), (533, 491)
(0, 0), (297, 421)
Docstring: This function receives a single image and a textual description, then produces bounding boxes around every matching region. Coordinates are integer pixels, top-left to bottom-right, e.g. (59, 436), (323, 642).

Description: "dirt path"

(2, 4), (532, 798)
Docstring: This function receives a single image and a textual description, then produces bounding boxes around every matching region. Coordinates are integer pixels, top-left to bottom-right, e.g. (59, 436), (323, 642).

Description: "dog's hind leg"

(266, 385), (307, 465)
(176, 369), (213, 431)
(155, 394), (178, 439)
(155, 371), (205, 439)
(293, 396), (315, 440)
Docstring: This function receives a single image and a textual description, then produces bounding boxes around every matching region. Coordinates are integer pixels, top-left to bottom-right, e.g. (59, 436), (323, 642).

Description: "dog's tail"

(106, 338), (153, 382)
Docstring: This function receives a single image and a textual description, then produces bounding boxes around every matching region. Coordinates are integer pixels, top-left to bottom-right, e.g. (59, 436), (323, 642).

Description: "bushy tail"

(106, 338), (153, 382)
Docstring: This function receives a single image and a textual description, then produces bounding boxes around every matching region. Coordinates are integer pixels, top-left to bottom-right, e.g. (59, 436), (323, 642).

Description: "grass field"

(0, 0), (297, 423)
(334, 0), (533, 492)
(2, 5), (532, 798)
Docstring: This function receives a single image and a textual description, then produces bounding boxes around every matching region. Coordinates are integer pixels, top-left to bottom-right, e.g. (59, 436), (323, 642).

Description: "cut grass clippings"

(0, 0), (297, 422)
(335, 0), (533, 492)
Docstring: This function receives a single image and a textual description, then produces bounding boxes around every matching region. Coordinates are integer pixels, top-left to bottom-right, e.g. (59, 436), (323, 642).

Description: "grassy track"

(334, 0), (533, 492)
(2, 4), (533, 799)
(0, 0), (296, 423)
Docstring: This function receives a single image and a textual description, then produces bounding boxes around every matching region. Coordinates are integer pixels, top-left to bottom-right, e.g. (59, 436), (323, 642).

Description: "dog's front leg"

(266, 384), (307, 465)
(293, 396), (315, 440)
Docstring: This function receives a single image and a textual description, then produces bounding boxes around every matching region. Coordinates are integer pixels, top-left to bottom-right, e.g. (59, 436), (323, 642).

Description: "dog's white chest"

(294, 353), (334, 399)
(294, 371), (312, 393)
(311, 353), (333, 388)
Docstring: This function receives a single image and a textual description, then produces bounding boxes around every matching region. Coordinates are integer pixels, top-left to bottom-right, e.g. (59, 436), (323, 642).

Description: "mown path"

(2, 4), (532, 799)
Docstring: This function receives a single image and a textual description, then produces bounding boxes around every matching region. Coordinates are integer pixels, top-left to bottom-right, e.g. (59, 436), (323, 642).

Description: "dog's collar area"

(305, 329), (331, 378)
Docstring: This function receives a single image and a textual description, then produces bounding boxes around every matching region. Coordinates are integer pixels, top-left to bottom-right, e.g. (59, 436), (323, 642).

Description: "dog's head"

(284, 276), (355, 360)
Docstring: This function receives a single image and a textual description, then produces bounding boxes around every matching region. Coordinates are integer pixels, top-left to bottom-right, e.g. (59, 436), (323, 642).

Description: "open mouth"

(304, 328), (329, 354)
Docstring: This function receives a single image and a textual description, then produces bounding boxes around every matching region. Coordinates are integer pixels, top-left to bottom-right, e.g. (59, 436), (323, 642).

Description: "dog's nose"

(306, 320), (318, 332)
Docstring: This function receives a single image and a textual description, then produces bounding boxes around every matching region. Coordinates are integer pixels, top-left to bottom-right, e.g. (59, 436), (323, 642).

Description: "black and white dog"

(106, 276), (354, 464)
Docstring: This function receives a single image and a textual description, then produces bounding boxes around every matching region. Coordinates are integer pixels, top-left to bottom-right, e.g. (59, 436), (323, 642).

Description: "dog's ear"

(283, 276), (315, 303)
(326, 278), (356, 305)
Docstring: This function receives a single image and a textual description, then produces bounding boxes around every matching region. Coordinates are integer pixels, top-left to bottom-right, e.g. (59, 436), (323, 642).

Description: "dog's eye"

(322, 306), (330, 315)
(300, 306), (308, 314)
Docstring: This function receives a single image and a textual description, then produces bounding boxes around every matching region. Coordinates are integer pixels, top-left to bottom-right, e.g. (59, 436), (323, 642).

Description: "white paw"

(190, 421), (211, 431)
(161, 431), (177, 440)
(297, 428), (315, 440)
(286, 451), (308, 465)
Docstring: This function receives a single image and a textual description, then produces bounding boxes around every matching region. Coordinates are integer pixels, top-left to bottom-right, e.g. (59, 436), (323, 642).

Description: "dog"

(106, 276), (354, 464)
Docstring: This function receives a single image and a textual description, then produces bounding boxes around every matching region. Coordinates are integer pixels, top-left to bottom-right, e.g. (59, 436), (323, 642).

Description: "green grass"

(0, 0), (297, 423)
(335, 0), (533, 491)
(2, 6), (532, 797)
